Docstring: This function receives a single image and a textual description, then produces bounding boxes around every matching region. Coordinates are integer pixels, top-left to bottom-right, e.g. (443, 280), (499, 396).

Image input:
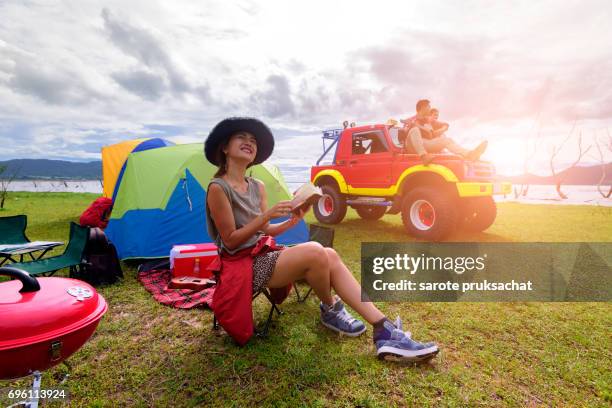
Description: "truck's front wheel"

(314, 185), (347, 224)
(355, 205), (387, 220)
(401, 187), (457, 241)
(458, 196), (497, 232)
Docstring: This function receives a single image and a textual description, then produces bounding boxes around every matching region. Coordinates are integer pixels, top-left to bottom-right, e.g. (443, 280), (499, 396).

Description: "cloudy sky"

(1, 0), (611, 176)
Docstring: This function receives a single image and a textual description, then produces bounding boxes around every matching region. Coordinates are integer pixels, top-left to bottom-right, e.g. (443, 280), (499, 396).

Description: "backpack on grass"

(72, 228), (123, 286)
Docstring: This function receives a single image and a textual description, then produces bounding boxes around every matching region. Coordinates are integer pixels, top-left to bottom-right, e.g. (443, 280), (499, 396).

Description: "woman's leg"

(324, 248), (385, 325)
(268, 242), (384, 324)
(270, 244), (439, 360)
(267, 241), (334, 305)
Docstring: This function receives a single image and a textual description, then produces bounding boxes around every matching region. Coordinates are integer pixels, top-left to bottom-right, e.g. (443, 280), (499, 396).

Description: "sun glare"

(484, 137), (526, 176)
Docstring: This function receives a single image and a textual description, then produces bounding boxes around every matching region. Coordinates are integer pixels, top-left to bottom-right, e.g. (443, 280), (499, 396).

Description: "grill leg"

(23, 370), (42, 408)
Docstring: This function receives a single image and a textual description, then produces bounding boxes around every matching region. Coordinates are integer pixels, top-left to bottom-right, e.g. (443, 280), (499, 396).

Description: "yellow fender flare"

(313, 165), (458, 196)
(312, 170), (349, 193)
(395, 164), (458, 195)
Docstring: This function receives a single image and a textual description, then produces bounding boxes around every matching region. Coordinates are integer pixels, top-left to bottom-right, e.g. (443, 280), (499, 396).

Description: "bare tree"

(515, 117), (545, 198)
(591, 130), (612, 198)
(0, 165), (21, 209)
(549, 130), (591, 199)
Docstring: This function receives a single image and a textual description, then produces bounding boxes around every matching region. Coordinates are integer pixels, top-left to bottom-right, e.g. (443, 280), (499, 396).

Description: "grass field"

(1, 192), (611, 407)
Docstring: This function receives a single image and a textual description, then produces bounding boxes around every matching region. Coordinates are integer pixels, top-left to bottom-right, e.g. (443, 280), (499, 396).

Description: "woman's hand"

(263, 200), (294, 220)
(287, 207), (306, 226)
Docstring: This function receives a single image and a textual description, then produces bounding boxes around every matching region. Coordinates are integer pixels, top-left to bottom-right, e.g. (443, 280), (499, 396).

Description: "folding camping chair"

(211, 224), (335, 338)
(0, 215), (29, 265)
(0, 215), (30, 245)
(212, 287), (284, 338)
(9, 222), (90, 277)
(211, 271), (284, 338)
(293, 224), (335, 303)
(0, 215), (64, 265)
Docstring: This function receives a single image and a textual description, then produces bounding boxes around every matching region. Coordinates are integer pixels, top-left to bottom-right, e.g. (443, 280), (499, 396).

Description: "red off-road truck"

(310, 125), (511, 240)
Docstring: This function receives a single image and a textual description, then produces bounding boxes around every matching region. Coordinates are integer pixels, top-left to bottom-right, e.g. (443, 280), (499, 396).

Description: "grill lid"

(0, 267), (107, 350)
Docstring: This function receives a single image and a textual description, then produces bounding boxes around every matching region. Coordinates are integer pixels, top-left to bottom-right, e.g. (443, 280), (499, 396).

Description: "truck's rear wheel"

(401, 187), (457, 241)
(355, 205), (387, 220)
(459, 196), (497, 232)
(314, 185), (347, 224)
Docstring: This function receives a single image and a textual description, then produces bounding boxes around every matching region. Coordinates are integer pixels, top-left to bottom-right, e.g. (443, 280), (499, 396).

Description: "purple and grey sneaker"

(320, 299), (367, 337)
(374, 317), (439, 361)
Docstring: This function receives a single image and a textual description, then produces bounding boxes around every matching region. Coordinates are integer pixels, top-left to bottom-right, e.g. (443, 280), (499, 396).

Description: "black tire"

(401, 187), (458, 241)
(355, 205), (387, 220)
(458, 196), (497, 232)
(313, 184), (347, 224)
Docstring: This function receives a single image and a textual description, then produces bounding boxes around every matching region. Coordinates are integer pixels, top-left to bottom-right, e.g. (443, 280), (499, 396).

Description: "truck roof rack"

(322, 128), (343, 139)
(317, 128), (343, 165)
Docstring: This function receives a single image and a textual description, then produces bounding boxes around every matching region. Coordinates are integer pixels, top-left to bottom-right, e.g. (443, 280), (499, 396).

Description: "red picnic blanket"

(137, 269), (215, 309)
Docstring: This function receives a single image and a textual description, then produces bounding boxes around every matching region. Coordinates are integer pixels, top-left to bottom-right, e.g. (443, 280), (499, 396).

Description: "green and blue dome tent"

(105, 143), (308, 260)
(102, 138), (174, 199)
(110, 138), (175, 200)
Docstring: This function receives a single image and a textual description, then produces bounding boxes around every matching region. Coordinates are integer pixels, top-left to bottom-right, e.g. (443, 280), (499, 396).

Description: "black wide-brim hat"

(204, 117), (274, 166)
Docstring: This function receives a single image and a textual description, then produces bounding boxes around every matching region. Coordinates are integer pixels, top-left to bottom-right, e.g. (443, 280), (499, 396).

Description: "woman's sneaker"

(374, 317), (439, 361)
(320, 299), (367, 337)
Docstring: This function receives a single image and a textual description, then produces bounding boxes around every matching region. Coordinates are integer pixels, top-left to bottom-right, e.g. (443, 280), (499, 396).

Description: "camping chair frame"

(1, 247), (62, 266)
(293, 284), (312, 303)
(1, 247), (58, 266)
(33, 263), (85, 278)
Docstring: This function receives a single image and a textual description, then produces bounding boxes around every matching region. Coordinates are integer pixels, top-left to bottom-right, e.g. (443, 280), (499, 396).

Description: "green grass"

(1, 192), (611, 407)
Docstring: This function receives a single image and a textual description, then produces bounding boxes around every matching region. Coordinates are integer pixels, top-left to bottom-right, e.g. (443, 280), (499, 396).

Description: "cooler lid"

(171, 243), (218, 254)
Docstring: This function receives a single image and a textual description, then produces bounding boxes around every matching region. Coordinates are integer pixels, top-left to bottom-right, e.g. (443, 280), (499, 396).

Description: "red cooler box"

(170, 243), (218, 279)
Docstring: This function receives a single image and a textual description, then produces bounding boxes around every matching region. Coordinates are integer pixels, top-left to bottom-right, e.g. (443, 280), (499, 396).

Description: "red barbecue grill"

(0, 267), (107, 406)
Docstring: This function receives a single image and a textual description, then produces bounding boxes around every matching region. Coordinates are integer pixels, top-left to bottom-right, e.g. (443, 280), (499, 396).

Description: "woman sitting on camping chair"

(204, 117), (438, 362)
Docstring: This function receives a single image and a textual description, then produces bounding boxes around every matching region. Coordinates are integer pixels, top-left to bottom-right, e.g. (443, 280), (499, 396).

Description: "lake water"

(7, 179), (612, 207)
(495, 184), (612, 207)
(9, 180), (104, 193)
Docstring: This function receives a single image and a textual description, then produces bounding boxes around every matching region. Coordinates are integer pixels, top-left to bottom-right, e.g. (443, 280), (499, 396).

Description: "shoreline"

(4, 190), (611, 207)
(7, 178), (610, 187)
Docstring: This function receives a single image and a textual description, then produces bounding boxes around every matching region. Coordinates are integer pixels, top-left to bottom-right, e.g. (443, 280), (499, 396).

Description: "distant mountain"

(498, 163), (612, 185)
(0, 159), (102, 180)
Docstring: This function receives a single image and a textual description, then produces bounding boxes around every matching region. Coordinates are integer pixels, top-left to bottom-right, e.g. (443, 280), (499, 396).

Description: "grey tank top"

(205, 176), (264, 255)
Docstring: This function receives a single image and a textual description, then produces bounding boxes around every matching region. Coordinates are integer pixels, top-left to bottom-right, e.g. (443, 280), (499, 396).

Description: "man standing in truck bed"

(400, 99), (487, 165)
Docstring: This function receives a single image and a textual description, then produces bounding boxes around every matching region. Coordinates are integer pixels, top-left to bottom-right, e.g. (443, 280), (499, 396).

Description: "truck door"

(343, 130), (392, 190)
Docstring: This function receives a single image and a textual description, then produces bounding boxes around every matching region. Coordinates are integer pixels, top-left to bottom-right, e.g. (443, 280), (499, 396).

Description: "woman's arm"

(207, 182), (295, 249)
(257, 181), (303, 237)
(432, 121), (449, 137)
